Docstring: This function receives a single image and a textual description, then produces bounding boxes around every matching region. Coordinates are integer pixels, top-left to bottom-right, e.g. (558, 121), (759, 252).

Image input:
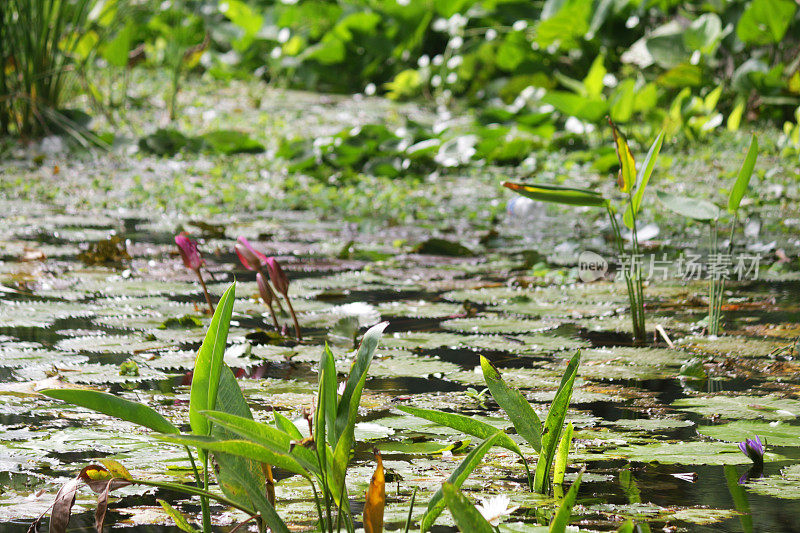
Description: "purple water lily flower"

(738, 436), (765, 467)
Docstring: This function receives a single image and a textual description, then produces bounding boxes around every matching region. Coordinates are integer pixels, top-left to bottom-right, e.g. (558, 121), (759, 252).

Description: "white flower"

(485, 28), (498, 41)
(337, 381), (346, 395)
(277, 28), (291, 43)
(475, 495), (519, 526)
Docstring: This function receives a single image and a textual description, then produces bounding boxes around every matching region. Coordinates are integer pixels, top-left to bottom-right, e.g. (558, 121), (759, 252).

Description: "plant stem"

(403, 487), (417, 533)
(202, 454), (212, 533)
(607, 205), (645, 343)
(185, 446), (211, 530)
(284, 296), (302, 341)
(169, 64), (180, 121)
(195, 268), (215, 314)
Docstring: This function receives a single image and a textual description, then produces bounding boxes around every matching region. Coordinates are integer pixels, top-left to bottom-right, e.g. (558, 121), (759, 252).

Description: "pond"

(1, 160), (800, 531)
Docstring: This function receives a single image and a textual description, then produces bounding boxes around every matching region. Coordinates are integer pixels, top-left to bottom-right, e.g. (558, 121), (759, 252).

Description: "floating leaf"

(656, 191), (719, 221)
(504, 182), (608, 208)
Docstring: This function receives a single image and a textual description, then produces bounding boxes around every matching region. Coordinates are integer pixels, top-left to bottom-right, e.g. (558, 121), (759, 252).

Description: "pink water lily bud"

(175, 233), (202, 270)
(235, 236), (267, 271)
(256, 272), (273, 304)
(266, 257), (289, 295)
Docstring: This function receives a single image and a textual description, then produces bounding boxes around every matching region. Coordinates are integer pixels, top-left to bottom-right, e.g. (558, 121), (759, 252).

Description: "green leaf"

(419, 432), (502, 532)
(201, 410), (320, 473)
(333, 322), (387, 444)
(211, 364), (269, 512)
(317, 343), (337, 452)
(274, 412), (303, 440)
(201, 130), (265, 155)
(553, 422), (573, 485)
(623, 130), (665, 229)
(737, 0), (797, 45)
(155, 434), (308, 478)
(441, 483), (495, 533)
(534, 351), (580, 494)
(541, 91), (607, 122)
(479, 356), (542, 452)
(189, 282), (235, 437)
(503, 182), (608, 208)
(610, 120), (636, 193)
(41, 389), (178, 434)
(158, 499), (199, 533)
(616, 520), (635, 533)
(549, 470), (583, 533)
(656, 191), (720, 222)
(102, 23), (133, 68)
(218, 453), (290, 533)
(397, 406), (527, 458)
(727, 135), (758, 213)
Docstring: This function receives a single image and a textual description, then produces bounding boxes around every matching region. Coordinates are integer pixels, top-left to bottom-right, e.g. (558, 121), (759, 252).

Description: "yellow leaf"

(100, 459), (133, 480)
(363, 450), (385, 533)
(609, 118), (636, 193)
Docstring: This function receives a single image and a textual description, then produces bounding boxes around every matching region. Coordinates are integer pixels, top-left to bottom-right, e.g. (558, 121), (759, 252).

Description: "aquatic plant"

(160, 322), (389, 533)
(235, 236), (282, 330)
(739, 436), (765, 468)
(0, 0), (98, 139)
(441, 469), (583, 532)
(657, 135), (758, 335)
(400, 351), (581, 495)
(175, 233), (215, 313)
(146, 7), (208, 121)
(505, 125), (664, 343)
(40, 284), (274, 532)
(37, 285), (388, 532)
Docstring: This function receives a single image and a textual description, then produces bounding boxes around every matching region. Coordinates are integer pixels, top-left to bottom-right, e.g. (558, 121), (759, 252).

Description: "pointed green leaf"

(41, 389), (178, 434)
(480, 356), (542, 452)
(201, 410), (320, 473)
(610, 120), (636, 193)
(397, 406), (526, 458)
(549, 470), (583, 533)
(157, 499), (200, 533)
(274, 412), (303, 440)
(441, 483), (495, 533)
(553, 422), (574, 485)
(318, 343), (337, 448)
(420, 432), (502, 532)
(189, 282), (236, 437)
(534, 351), (580, 494)
(728, 135), (758, 213)
(623, 130), (665, 229)
(503, 182), (608, 208)
(156, 434), (308, 478)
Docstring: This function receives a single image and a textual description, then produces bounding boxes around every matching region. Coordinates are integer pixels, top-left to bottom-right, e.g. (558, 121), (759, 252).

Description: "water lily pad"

(382, 331), (587, 354)
(673, 394), (800, 421)
(376, 301), (464, 318)
(697, 420), (800, 446)
(441, 316), (559, 334)
(677, 335), (786, 358)
(55, 334), (167, 354)
(601, 440), (783, 465)
(743, 464), (800, 499)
